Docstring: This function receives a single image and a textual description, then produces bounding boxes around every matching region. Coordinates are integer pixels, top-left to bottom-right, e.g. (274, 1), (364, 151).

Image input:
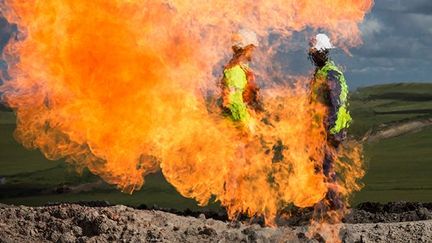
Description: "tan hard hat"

(232, 28), (259, 49)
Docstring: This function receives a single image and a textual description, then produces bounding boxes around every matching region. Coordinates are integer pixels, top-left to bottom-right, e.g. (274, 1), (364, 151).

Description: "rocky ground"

(1, 202), (432, 242)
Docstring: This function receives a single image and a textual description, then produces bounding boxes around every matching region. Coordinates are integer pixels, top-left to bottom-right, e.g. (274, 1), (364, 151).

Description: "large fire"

(0, 0), (373, 231)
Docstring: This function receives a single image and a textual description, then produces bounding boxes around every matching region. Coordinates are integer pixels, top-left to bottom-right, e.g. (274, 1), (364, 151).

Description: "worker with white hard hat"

(220, 28), (262, 130)
(309, 33), (352, 211)
(309, 33), (351, 140)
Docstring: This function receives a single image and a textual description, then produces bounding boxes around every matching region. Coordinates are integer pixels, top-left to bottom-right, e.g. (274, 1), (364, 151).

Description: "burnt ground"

(1, 202), (432, 242)
(43, 201), (432, 226)
(136, 201), (432, 226)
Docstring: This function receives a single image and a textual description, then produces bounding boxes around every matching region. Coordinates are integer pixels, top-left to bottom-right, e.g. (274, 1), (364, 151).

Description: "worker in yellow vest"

(309, 33), (353, 210)
(221, 29), (261, 130)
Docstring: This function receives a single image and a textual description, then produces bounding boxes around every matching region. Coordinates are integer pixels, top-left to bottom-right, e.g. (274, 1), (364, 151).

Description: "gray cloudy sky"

(0, 1), (431, 90)
(279, 0), (432, 89)
(342, 0), (432, 88)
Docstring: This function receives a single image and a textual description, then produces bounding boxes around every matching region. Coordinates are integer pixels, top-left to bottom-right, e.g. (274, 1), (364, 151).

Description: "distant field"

(1, 82), (432, 208)
(0, 123), (63, 176)
(349, 83), (432, 137)
(355, 127), (432, 203)
(0, 111), (14, 124)
(0, 111), (218, 210)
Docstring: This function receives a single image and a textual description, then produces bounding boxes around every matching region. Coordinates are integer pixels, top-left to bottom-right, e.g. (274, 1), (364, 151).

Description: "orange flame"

(0, 0), (373, 226)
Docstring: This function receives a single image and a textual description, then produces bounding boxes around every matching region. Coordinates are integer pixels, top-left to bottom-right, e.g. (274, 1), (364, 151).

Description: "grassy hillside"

(1, 82), (432, 208)
(349, 83), (432, 137)
(0, 111), (208, 209)
(356, 127), (432, 203)
(349, 83), (432, 204)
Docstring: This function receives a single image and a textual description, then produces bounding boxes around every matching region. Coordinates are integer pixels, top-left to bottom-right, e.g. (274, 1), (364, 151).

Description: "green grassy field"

(357, 127), (432, 203)
(1, 82), (432, 208)
(349, 83), (432, 137)
(0, 110), (220, 210)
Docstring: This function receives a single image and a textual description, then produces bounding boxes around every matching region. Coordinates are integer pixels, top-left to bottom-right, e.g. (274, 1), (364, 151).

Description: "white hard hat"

(232, 28), (259, 49)
(311, 33), (334, 51)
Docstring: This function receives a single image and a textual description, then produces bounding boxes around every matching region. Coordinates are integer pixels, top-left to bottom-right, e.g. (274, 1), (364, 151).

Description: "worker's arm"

(327, 69), (343, 134)
(243, 69), (265, 112)
(243, 72), (258, 103)
(221, 79), (231, 108)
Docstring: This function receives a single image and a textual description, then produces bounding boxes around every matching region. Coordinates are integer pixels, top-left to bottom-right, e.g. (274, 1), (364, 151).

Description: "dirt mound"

(0, 203), (287, 242)
(1, 203), (432, 242)
(130, 201), (432, 227)
(277, 202), (432, 226)
(346, 202), (432, 224)
(362, 118), (432, 142)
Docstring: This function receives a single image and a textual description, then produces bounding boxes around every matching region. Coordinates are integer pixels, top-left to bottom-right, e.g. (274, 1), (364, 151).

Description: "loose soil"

(1, 202), (432, 242)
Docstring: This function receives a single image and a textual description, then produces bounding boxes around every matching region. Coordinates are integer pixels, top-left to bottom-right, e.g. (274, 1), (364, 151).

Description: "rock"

(313, 233), (326, 243)
(146, 229), (162, 242)
(199, 226), (216, 237)
(242, 226), (259, 241)
(49, 232), (61, 242)
(417, 207), (432, 220)
(0, 203), (11, 208)
(229, 220), (242, 229)
(58, 232), (76, 243)
(184, 227), (198, 236)
(297, 232), (307, 240)
(72, 226), (83, 236)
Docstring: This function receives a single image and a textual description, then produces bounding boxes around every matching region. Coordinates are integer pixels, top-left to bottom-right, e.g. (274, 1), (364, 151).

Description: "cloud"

(276, 0), (432, 88)
(329, 0), (432, 87)
(403, 1), (432, 15)
(374, 0), (432, 14)
(360, 18), (383, 38)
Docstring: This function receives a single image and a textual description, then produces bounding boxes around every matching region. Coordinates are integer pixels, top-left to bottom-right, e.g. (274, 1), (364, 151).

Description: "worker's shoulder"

(323, 61), (343, 74)
(224, 64), (241, 71)
(224, 64), (247, 76)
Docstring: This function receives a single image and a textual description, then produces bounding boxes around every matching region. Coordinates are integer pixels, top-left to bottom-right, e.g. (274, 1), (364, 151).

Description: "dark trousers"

(322, 133), (345, 210)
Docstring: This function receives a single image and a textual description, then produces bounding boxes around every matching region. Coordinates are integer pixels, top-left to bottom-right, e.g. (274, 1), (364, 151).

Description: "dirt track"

(1, 203), (432, 242)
